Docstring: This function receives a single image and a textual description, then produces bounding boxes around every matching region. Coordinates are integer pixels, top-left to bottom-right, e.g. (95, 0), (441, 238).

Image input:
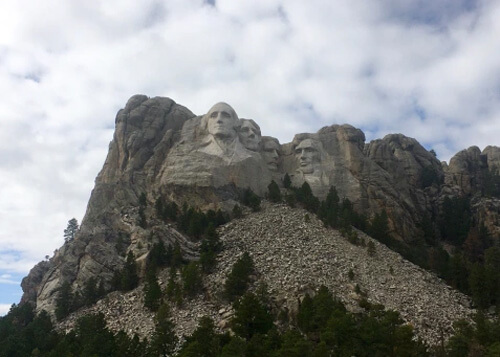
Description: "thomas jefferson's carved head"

(239, 119), (261, 151)
(295, 138), (322, 174)
(262, 137), (280, 171)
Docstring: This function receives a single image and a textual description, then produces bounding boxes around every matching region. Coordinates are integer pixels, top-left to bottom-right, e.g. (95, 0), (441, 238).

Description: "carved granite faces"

(22, 95), (500, 318)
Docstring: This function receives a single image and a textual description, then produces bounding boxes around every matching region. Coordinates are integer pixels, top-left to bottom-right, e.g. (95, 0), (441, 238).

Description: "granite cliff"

(21, 95), (500, 337)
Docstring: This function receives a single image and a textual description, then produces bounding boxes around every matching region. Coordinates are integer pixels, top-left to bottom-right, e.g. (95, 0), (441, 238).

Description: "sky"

(1, 0), (499, 315)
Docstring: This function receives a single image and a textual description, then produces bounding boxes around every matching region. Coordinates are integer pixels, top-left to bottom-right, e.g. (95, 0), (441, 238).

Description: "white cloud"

(0, 0), (499, 306)
(0, 304), (13, 316)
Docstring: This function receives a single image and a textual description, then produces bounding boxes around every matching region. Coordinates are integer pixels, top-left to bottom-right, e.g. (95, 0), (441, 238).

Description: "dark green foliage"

(64, 218), (79, 243)
(367, 240), (376, 256)
(149, 303), (178, 357)
(156, 198), (179, 222)
(177, 205), (228, 240)
(449, 252), (469, 293)
(114, 332), (149, 357)
(144, 269), (162, 311)
(55, 281), (74, 321)
(165, 269), (183, 307)
(297, 293), (314, 333)
(178, 316), (225, 357)
(318, 186), (340, 228)
(462, 224), (489, 262)
(482, 166), (500, 198)
(155, 197), (164, 219)
(275, 329), (314, 357)
(0, 284), (434, 356)
(484, 246), (500, 308)
(163, 241), (184, 271)
(182, 261), (203, 298)
(224, 252), (255, 301)
(138, 193), (148, 228)
(267, 180), (282, 202)
(420, 165), (440, 188)
(369, 210), (390, 244)
(283, 173), (291, 188)
(420, 213), (436, 245)
(200, 224), (222, 273)
(82, 277), (104, 307)
(232, 204), (243, 218)
(148, 239), (168, 270)
(285, 193), (297, 207)
(121, 251), (139, 291)
(231, 292), (274, 340)
(220, 336), (247, 357)
(0, 303), (58, 356)
(440, 196), (471, 245)
(446, 314), (500, 357)
(242, 187), (261, 212)
(139, 192), (147, 206)
(74, 313), (116, 356)
(295, 182), (320, 213)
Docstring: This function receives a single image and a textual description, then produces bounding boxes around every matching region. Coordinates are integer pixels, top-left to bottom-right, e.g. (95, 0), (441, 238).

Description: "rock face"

(56, 203), (474, 346)
(21, 95), (499, 323)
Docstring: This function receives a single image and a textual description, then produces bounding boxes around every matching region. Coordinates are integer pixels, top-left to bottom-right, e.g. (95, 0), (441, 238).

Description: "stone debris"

(57, 202), (474, 347)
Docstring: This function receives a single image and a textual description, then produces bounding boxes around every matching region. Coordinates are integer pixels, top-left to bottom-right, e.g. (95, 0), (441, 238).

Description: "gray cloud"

(0, 0), (499, 304)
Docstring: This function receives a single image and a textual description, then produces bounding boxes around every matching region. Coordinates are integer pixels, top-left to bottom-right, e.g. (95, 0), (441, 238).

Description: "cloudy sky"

(1, 0), (499, 314)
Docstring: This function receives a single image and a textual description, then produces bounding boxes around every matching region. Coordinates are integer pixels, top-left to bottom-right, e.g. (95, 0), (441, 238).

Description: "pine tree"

(231, 292), (273, 340)
(370, 210), (390, 244)
(144, 269), (162, 311)
(182, 262), (203, 298)
(267, 180), (282, 203)
(82, 277), (99, 306)
(232, 204), (243, 219)
(200, 224), (222, 273)
(283, 173), (291, 188)
(224, 252), (255, 301)
(179, 317), (222, 357)
(149, 239), (168, 269)
(55, 281), (73, 321)
(242, 188), (261, 212)
(150, 303), (178, 356)
(121, 251), (139, 291)
(367, 241), (376, 256)
(63, 218), (79, 243)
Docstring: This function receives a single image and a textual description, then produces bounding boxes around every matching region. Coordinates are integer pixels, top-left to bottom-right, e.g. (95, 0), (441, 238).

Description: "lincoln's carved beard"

(295, 139), (320, 175)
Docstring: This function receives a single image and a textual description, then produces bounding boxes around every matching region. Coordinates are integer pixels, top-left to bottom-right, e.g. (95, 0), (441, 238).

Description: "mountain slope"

(57, 202), (473, 346)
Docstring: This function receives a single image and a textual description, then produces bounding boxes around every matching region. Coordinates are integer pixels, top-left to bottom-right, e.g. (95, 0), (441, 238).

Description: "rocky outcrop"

(21, 95), (499, 323)
(56, 203), (474, 346)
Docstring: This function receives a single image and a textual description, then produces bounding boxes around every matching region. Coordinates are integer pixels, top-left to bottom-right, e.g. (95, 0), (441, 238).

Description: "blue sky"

(1, 0), (499, 314)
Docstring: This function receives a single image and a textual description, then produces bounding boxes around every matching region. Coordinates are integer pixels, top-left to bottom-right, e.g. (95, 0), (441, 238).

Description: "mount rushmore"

(21, 95), (500, 316)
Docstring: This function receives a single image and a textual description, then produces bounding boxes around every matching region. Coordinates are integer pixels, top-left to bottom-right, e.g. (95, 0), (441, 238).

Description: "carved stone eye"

(210, 111), (218, 118)
(221, 111), (231, 118)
